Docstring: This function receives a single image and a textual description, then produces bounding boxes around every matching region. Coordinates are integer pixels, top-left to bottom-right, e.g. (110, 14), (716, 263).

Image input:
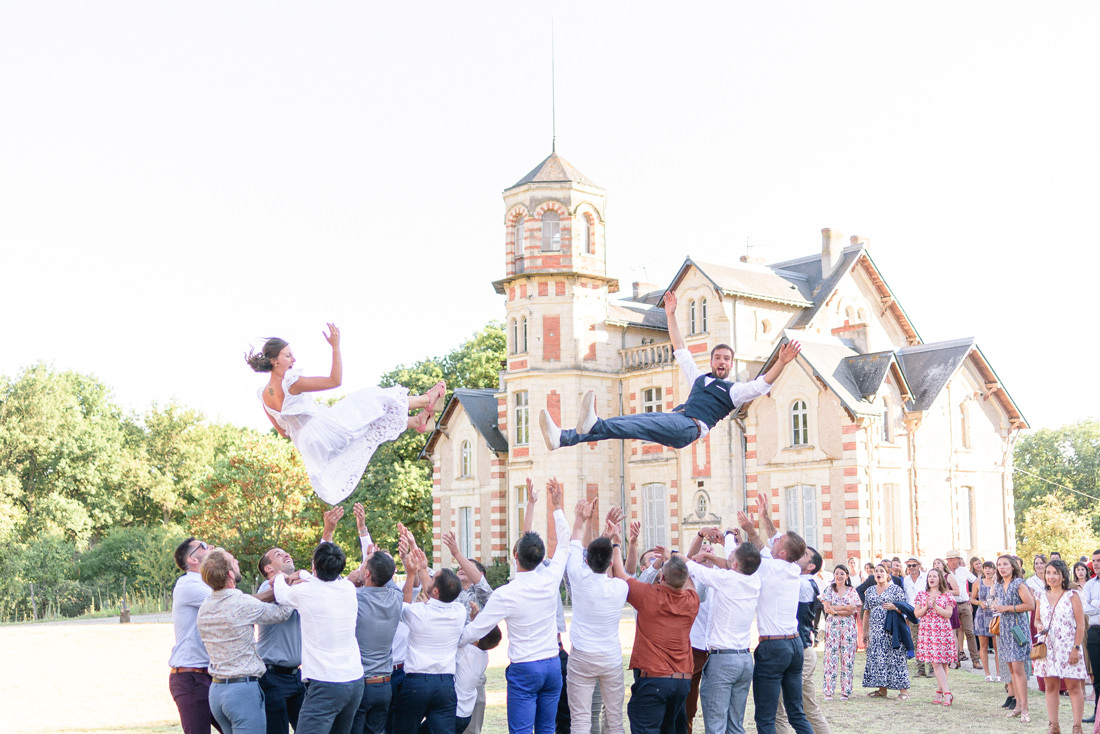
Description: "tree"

(1016, 493), (1100, 565)
(186, 435), (324, 583)
(78, 524), (185, 605)
(1013, 420), (1100, 539)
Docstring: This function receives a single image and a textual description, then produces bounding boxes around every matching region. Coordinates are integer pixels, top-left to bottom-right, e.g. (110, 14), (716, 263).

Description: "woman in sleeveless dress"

(972, 560), (1001, 681)
(1035, 560), (1088, 734)
(862, 563), (910, 699)
(993, 554), (1036, 723)
(915, 568), (957, 705)
(821, 565), (861, 701)
(247, 325), (446, 504)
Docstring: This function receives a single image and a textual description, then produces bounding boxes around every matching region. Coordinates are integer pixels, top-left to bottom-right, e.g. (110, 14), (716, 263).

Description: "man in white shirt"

(460, 477), (571, 734)
(564, 496), (629, 734)
(775, 548), (832, 734)
(274, 541), (363, 734)
(685, 529), (762, 734)
(540, 291), (800, 451)
(168, 536), (216, 734)
(900, 558), (927, 678)
(745, 495), (814, 734)
(946, 550), (979, 668)
(1082, 549), (1100, 724)
(392, 548), (467, 734)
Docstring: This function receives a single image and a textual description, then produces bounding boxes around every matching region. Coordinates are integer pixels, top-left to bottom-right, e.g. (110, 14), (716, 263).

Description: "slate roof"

(767, 333), (885, 418)
(896, 338), (975, 412)
(420, 388), (507, 459)
(670, 259), (814, 307)
(507, 152), (597, 190)
(843, 351), (909, 401)
(606, 301), (669, 330)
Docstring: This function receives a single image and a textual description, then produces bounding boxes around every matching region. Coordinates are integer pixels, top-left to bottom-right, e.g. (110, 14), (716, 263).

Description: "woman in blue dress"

(861, 563), (911, 700)
(992, 554), (1036, 723)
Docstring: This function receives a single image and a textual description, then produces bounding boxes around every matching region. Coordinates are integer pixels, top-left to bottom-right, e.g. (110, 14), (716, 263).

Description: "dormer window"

(689, 300), (697, 335)
(791, 400), (809, 446)
(701, 298), (708, 332)
(541, 212), (561, 251)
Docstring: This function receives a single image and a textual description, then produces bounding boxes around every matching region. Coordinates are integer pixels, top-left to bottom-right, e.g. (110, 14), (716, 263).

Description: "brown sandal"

(867, 689), (887, 698)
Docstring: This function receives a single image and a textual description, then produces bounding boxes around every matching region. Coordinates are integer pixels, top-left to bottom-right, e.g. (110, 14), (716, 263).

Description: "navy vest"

(797, 578), (820, 649)
(675, 374), (736, 429)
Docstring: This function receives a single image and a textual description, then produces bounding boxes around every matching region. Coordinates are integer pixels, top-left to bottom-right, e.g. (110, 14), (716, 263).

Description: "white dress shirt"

(902, 572), (927, 606)
(686, 560), (762, 649)
(273, 573), (361, 683)
(673, 349), (774, 439)
(565, 540), (629, 659)
(401, 597), (467, 675)
(169, 571), (213, 668)
(1082, 577), (1100, 627)
(951, 566), (977, 603)
(689, 584), (712, 651)
(455, 645), (490, 718)
(755, 548), (801, 637)
(460, 509), (570, 662)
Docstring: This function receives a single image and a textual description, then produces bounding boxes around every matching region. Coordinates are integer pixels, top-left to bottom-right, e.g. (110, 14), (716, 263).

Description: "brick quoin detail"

(746, 434), (757, 444)
(688, 343), (708, 355)
(509, 359), (528, 371)
(691, 434), (712, 477)
(508, 287), (515, 301)
(547, 390), (561, 425)
(842, 442), (857, 451)
(843, 500), (859, 510)
(513, 447), (529, 458)
(538, 281), (549, 297)
(842, 424), (860, 435)
(543, 315), (561, 361)
(519, 283), (528, 299)
(642, 444), (663, 455)
(555, 281), (566, 296)
(843, 467), (858, 476)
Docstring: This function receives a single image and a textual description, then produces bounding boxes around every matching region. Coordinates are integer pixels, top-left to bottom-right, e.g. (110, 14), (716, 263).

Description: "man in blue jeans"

(742, 494), (815, 734)
(540, 291), (800, 452)
(460, 477), (572, 734)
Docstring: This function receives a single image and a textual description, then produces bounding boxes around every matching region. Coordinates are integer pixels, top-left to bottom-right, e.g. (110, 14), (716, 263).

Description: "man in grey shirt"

(256, 546), (306, 734)
(349, 550), (404, 734)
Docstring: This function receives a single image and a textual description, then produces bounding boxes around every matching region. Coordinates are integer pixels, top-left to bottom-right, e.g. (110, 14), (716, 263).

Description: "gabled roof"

(506, 152), (598, 190)
(420, 388), (508, 459)
(896, 338), (975, 412)
(843, 351), (913, 403)
(667, 258), (813, 308)
(606, 301), (669, 330)
(761, 332), (884, 419)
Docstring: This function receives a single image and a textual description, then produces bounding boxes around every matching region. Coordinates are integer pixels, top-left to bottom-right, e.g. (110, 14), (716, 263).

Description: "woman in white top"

(247, 325), (445, 504)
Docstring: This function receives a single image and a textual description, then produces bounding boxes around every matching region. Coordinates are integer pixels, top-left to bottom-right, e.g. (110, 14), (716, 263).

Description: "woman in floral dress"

(993, 554), (1036, 723)
(1035, 560), (1088, 734)
(862, 563), (911, 699)
(822, 565), (862, 701)
(915, 568), (957, 705)
(972, 560), (1001, 682)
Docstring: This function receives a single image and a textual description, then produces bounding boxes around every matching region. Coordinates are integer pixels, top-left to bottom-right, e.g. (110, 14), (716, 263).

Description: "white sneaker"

(577, 390), (598, 434)
(540, 410), (561, 450)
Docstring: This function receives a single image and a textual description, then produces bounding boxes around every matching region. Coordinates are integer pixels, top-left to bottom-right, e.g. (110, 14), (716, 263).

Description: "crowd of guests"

(165, 484), (1100, 734)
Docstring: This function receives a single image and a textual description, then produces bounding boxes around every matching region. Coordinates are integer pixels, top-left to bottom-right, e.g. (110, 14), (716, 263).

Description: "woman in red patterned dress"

(915, 567), (958, 705)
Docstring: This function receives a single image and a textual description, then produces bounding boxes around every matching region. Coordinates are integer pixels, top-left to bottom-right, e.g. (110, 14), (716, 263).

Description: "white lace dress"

(261, 369), (409, 504)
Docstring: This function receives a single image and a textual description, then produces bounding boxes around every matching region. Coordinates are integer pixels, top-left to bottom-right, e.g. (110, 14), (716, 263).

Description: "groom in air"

(540, 290), (801, 451)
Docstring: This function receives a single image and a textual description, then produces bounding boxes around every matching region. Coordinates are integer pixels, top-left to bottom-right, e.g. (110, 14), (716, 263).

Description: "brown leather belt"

(365, 675), (392, 684)
(758, 634), (798, 641)
(637, 670), (690, 679)
(170, 667), (209, 675)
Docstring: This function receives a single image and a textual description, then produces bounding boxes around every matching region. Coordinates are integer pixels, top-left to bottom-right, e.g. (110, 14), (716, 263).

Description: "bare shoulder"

(261, 377), (285, 411)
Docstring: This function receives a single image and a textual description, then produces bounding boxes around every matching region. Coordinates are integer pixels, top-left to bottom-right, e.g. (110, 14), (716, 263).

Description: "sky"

(1, 2), (1097, 434)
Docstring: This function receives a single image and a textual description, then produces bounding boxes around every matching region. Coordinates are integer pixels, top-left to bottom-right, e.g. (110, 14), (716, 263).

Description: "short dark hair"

(174, 537), (198, 572)
(586, 537), (613, 574)
(780, 532), (806, 563)
(477, 625), (503, 651)
(711, 343), (734, 359)
(472, 559), (487, 576)
(806, 547), (823, 575)
(1046, 559), (1071, 591)
(258, 549), (275, 578)
(433, 568), (462, 603)
(366, 551), (395, 587)
(661, 555), (690, 589)
(891, 556), (901, 563)
(516, 531), (546, 571)
(313, 542), (347, 582)
(734, 543), (761, 576)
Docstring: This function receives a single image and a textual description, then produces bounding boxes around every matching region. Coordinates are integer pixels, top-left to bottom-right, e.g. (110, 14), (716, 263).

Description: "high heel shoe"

(942, 692), (954, 707)
(932, 690), (943, 705)
(414, 408), (434, 434)
(1021, 712), (1031, 724)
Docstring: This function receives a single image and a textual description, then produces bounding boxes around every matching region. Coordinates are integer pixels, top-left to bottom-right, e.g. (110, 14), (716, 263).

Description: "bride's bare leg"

(408, 381), (445, 411)
(408, 395), (430, 410)
(409, 409), (434, 434)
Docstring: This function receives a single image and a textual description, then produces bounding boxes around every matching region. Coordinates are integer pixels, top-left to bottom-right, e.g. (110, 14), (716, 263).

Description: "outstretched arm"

(523, 477), (536, 533)
(755, 492), (778, 541)
(442, 531), (483, 586)
(571, 498), (595, 542)
(625, 520), (641, 575)
(761, 340), (801, 386)
(663, 291), (686, 352)
(738, 510), (763, 551)
(321, 506), (344, 543)
(288, 323), (343, 395)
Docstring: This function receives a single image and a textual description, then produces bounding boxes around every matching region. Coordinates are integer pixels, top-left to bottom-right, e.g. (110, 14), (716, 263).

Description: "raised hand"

(737, 510), (754, 533)
(546, 477), (563, 510)
(324, 323), (341, 349)
(606, 518), (622, 545)
(777, 340), (801, 365)
(628, 520), (641, 544)
(442, 531), (460, 557)
(322, 506), (344, 541)
(663, 290), (678, 314)
(652, 546), (667, 569)
(526, 477), (537, 506)
(353, 502), (367, 534)
(756, 491), (770, 520)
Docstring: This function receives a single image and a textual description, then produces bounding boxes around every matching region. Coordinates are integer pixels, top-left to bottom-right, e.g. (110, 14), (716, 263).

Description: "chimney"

(822, 228), (843, 278)
(632, 281), (658, 301)
(850, 235), (870, 248)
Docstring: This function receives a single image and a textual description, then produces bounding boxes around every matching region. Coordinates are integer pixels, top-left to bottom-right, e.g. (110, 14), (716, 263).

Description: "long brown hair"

(925, 567), (949, 594)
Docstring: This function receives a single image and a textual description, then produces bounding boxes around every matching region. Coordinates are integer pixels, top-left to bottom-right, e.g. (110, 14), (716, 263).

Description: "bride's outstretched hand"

(324, 323), (341, 350)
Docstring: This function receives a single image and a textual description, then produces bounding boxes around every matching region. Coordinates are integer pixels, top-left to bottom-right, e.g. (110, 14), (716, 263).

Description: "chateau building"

(422, 151), (1027, 570)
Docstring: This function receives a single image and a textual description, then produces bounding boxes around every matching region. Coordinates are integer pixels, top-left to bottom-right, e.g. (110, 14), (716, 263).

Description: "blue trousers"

(393, 673), (457, 734)
(505, 657), (563, 734)
(751, 638), (812, 734)
(209, 680), (266, 734)
(700, 651), (753, 734)
(258, 667), (304, 734)
(386, 666), (407, 734)
(558, 413), (700, 450)
(296, 679), (364, 734)
(626, 672), (689, 734)
(354, 677), (393, 734)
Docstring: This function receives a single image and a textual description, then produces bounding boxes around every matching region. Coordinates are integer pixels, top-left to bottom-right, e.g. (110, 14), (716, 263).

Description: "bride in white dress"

(247, 324), (445, 504)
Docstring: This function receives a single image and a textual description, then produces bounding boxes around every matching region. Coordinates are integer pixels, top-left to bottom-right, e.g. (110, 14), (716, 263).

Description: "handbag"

(989, 615), (1001, 635)
(1010, 624), (1030, 647)
(1031, 641), (1047, 660)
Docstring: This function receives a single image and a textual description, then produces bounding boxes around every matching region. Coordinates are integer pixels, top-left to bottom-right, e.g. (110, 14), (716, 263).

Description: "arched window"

(514, 220), (525, 258)
(521, 317), (528, 352)
(584, 214), (594, 254)
(541, 211), (560, 251)
(881, 398), (893, 442)
(701, 298), (708, 332)
(460, 440), (472, 478)
(791, 400), (809, 446)
(689, 300), (697, 335)
(509, 318), (517, 355)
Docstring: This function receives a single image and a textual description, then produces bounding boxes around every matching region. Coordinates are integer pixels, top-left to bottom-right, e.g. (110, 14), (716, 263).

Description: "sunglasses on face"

(189, 541), (209, 558)
(906, 563), (918, 568)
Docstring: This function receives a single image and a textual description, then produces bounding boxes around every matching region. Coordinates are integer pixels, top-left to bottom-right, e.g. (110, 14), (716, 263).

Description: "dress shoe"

(539, 410), (561, 450)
